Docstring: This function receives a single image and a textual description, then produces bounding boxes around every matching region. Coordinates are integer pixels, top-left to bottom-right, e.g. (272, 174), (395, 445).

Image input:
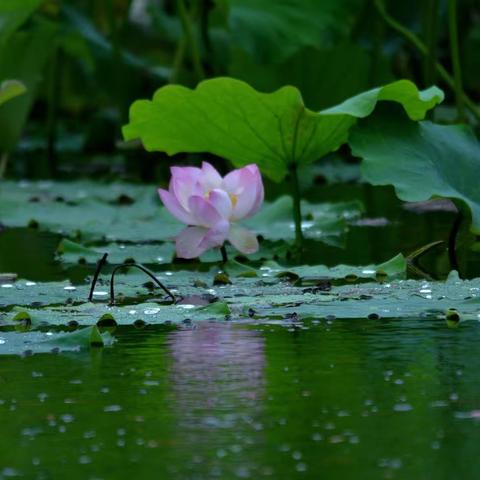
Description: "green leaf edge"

(0, 80), (27, 108)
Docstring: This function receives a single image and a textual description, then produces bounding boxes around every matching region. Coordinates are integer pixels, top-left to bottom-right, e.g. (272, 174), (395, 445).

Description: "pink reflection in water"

(166, 324), (267, 475)
(168, 323), (265, 408)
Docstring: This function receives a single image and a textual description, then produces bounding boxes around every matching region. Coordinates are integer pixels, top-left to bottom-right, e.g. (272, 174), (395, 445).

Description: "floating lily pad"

(0, 253), (406, 309)
(0, 326), (113, 356)
(265, 253), (406, 281)
(0, 180), (182, 242)
(2, 267), (480, 326)
(2, 277), (480, 326)
(0, 181), (361, 246)
(234, 276), (480, 321)
(4, 301), (232, 328)
(0, 268), (276, 309)
(57, 239), (175, 265)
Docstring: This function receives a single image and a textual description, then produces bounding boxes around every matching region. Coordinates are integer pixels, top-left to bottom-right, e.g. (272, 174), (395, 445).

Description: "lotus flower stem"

(406, 240), (444, 280)
(289, 163), (304, 250)
(447, 0), (466, 122)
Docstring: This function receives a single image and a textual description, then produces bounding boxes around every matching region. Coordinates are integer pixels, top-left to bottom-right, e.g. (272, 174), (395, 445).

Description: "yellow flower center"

(230, 194), (238, 208)
(204, 190), (238, 211)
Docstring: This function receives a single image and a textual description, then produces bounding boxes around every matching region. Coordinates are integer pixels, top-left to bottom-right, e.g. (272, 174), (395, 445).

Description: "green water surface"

(1, 319), (479, 479)
(1, 183), (480, 479)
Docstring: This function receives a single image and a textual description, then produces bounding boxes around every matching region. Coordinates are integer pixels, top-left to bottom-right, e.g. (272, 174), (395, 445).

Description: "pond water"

(1, 182), (480, 479)
(1, 319), (480, 479)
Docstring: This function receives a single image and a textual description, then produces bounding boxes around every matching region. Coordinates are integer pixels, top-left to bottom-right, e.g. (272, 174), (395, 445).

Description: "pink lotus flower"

(159, 162), (264, 259)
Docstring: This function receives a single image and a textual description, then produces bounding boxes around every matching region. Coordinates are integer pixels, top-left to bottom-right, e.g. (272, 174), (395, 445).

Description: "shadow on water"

(0, 228), (63, 282)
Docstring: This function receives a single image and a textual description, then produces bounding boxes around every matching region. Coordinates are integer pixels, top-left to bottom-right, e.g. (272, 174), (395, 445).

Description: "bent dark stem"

(88, 253), (109, 302)
(109, 263), (176, 305)
(448, 212), (463, 274)
(406, 240), (444, 280)
(220, 245), (228, 264)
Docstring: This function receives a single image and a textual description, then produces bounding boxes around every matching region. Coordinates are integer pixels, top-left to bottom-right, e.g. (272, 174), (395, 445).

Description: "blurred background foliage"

(0, 0), (479, 181)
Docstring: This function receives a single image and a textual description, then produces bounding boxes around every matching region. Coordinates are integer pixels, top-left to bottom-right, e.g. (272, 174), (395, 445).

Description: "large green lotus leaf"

(350, 112), (480, 234)
(0, 80), (26, 108)
(0, 326), (113, 356)
(123, 78), (443, 182)
(227, 0), (361, 63)
(0, 0), (42, 45)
